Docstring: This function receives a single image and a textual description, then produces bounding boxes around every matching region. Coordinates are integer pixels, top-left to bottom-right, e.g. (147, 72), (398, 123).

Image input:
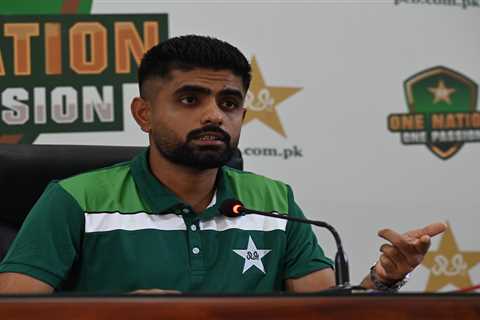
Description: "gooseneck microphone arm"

(220, 200), (350, 287)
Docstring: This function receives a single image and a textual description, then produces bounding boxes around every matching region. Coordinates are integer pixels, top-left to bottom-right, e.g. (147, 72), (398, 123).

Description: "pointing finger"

(406, 222), (448, 239)
(420, 222), (447, 237)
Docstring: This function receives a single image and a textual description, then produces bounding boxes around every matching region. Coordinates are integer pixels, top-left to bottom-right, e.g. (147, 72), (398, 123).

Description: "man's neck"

(148, 147), (218, 213)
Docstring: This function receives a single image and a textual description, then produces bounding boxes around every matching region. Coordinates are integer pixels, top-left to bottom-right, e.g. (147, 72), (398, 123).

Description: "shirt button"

(192, 247), (200, 255)
(190, 225), (197, 231)
(182, 208), (191, 214)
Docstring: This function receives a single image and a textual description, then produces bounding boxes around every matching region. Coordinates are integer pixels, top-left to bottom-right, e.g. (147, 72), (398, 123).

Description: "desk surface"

(0, 293), (479, 320)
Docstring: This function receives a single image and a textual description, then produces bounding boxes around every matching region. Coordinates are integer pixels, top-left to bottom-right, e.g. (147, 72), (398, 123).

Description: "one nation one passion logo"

(0, 14), (168, 143)
(388, 66), (479, 160)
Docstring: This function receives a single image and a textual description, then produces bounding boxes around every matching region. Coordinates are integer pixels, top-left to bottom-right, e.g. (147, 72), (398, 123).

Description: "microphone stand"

(239, 209), (351, 289)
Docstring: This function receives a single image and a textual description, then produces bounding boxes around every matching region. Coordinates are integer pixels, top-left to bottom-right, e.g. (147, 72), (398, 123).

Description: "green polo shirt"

(0, 150), (333, 293)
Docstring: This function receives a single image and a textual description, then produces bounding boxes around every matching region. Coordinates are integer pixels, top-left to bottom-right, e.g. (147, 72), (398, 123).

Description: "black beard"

(153, 125), (236, 170)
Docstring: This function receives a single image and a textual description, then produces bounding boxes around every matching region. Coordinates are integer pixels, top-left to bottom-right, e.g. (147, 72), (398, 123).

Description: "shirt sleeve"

(0, 182), (84, 289)
(283, 185), (334, 279)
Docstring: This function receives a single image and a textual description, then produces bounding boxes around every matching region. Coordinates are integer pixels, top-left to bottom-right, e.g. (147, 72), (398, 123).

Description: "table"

(0, 293), (479, 320)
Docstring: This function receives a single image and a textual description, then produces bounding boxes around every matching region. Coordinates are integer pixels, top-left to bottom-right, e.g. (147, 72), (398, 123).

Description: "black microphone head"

(219, 199), (244, 217)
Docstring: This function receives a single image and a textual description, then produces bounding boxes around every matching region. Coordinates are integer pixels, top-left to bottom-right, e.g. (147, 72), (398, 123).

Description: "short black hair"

(138, 35), (251, 98)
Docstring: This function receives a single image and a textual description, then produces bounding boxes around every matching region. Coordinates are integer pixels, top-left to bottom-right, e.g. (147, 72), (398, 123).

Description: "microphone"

(219, 199), (350, 288)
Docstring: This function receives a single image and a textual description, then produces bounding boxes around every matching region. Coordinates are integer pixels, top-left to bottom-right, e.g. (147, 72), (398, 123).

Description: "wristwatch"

(369, 265), (410, 292)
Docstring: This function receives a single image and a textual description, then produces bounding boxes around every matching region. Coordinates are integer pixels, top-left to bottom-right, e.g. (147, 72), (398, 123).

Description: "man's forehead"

(168, 68), (244, 93)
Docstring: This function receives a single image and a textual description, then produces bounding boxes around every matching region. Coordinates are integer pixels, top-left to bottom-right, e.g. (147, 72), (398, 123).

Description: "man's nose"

(201, 99), (224, 126)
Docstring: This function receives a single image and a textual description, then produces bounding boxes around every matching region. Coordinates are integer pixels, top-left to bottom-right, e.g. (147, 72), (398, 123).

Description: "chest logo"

(233, 235), (271, 274)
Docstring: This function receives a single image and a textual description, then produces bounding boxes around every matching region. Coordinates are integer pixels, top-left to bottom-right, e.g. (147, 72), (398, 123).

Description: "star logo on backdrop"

(421, 224), (480, 292)
(427, 80), (456, 105)
(243, 56), (302, 137)
(233, 235), (271, 274)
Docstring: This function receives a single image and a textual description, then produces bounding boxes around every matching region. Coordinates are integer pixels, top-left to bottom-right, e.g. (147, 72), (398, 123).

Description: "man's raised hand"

(374, 222), (447, 282)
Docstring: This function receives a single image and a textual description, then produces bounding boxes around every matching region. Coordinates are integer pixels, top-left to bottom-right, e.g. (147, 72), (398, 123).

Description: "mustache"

(187, 125), (231, 143)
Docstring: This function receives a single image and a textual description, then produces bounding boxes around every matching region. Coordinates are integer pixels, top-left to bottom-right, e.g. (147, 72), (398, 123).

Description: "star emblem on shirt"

(427, 80), (456, 105)
(233, 235), (271, 274)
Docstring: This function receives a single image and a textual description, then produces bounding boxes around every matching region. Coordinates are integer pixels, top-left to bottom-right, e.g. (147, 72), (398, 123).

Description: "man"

(0, 35), (445, 294)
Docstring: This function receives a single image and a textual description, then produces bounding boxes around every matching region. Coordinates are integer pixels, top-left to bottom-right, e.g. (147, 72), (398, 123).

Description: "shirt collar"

(131, 149), (235, 220)
(200, 167), (235, 221)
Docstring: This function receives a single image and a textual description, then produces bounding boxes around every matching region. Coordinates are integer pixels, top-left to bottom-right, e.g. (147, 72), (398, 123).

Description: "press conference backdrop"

(0, 0), (479, 292)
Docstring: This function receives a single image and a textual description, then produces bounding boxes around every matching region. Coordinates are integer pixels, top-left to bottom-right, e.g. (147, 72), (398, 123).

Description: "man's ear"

(131, 97), (151, 133)
(242, 108), (247, 121)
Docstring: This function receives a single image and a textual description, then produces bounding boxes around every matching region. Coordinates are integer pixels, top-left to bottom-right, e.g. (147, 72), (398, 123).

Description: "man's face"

(144, 68), (246, 170)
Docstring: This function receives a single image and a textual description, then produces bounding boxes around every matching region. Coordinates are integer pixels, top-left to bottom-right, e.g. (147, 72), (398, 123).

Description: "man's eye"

(180, 96), (198, 105)
(221, 100), (240, 110)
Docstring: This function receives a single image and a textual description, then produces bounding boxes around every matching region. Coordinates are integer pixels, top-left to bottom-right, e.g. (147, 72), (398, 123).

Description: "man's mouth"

(197, 134), (222, 141)
(192, 132), (226, 145)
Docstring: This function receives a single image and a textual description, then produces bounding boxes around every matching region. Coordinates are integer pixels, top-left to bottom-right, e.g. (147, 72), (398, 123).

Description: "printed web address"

(242, 146), (303, 160)
(395, 0), (479, 9)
